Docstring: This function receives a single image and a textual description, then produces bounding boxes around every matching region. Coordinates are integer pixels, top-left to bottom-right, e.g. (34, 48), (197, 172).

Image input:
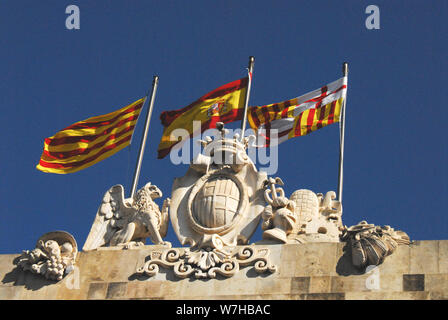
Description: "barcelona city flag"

(157, 77), (248, 159)
(36, 98), (145, 174)
(248, 76), (347, 146)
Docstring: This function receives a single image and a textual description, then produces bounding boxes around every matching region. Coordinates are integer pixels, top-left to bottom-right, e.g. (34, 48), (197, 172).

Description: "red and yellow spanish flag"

(36, 98), (145, 174)
(157, 77), (248, 159)
(248, 76), (347, 146)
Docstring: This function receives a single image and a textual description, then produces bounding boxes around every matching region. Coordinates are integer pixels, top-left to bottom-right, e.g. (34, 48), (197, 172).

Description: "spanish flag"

(157, 77), (248, 159)
(248, 76), (347, 146)
(36, 98), (145, 174)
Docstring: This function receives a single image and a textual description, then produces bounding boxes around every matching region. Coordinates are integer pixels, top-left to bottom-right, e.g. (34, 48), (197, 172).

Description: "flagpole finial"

(240, 57), (255, 139)
(216, 122), (224, 132)
(153, 75), (159, 84)
(248, 56), (255, 74)
(342, 62), (349, 76)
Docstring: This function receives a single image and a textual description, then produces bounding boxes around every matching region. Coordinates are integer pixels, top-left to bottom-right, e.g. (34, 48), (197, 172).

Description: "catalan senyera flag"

(36, 98), (146, 174)
(157, 77), (248, 159)
(248, 76), (347, 146)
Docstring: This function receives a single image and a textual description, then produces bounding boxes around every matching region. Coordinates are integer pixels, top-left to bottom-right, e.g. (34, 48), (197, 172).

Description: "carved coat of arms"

(136, 124), (278, 279)
(169, 125), (267, 249)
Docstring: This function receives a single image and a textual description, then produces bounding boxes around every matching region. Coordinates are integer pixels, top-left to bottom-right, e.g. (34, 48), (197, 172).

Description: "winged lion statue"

(83, 182), (171, 251)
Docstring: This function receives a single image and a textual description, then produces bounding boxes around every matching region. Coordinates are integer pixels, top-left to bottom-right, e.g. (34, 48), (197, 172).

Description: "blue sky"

(1, 1), (446, 253)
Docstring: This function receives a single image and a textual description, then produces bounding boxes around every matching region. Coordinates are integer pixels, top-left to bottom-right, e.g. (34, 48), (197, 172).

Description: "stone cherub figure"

(83, 182), (171, 251)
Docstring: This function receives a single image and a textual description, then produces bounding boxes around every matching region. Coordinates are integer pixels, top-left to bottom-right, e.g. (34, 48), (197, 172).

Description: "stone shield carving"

(169, 129), (267, 248)
(189, 173), (248, 235)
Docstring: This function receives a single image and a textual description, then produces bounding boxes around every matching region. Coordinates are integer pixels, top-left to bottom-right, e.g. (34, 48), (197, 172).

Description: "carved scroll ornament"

(136, 235), (277, 279)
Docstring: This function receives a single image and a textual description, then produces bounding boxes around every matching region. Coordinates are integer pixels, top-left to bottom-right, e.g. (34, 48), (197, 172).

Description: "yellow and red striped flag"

(248, 76), (347, 146)
(157, 77), (248, 159)
(36, 98), (145, 174)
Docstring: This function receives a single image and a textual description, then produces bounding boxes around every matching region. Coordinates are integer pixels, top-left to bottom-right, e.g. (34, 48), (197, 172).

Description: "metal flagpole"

(337, 62), (348, 202)
(240, 56), (255, 139)
(130, 75), (159, 199)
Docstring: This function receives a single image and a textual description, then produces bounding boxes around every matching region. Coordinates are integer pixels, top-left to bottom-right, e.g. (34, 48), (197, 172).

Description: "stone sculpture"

(83, 182), (171, 251)
(16, 231), (77, 281)
(135, 123), (277, 279)
(340, 220), (410, 269)
(168, 123), (267, 249)
(289, 189), (343, 243)
(258, 183), (411, 269)
(261, 177), (297, 243)
(258, 186), (343, 244)
(78, 121), (410, 278)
